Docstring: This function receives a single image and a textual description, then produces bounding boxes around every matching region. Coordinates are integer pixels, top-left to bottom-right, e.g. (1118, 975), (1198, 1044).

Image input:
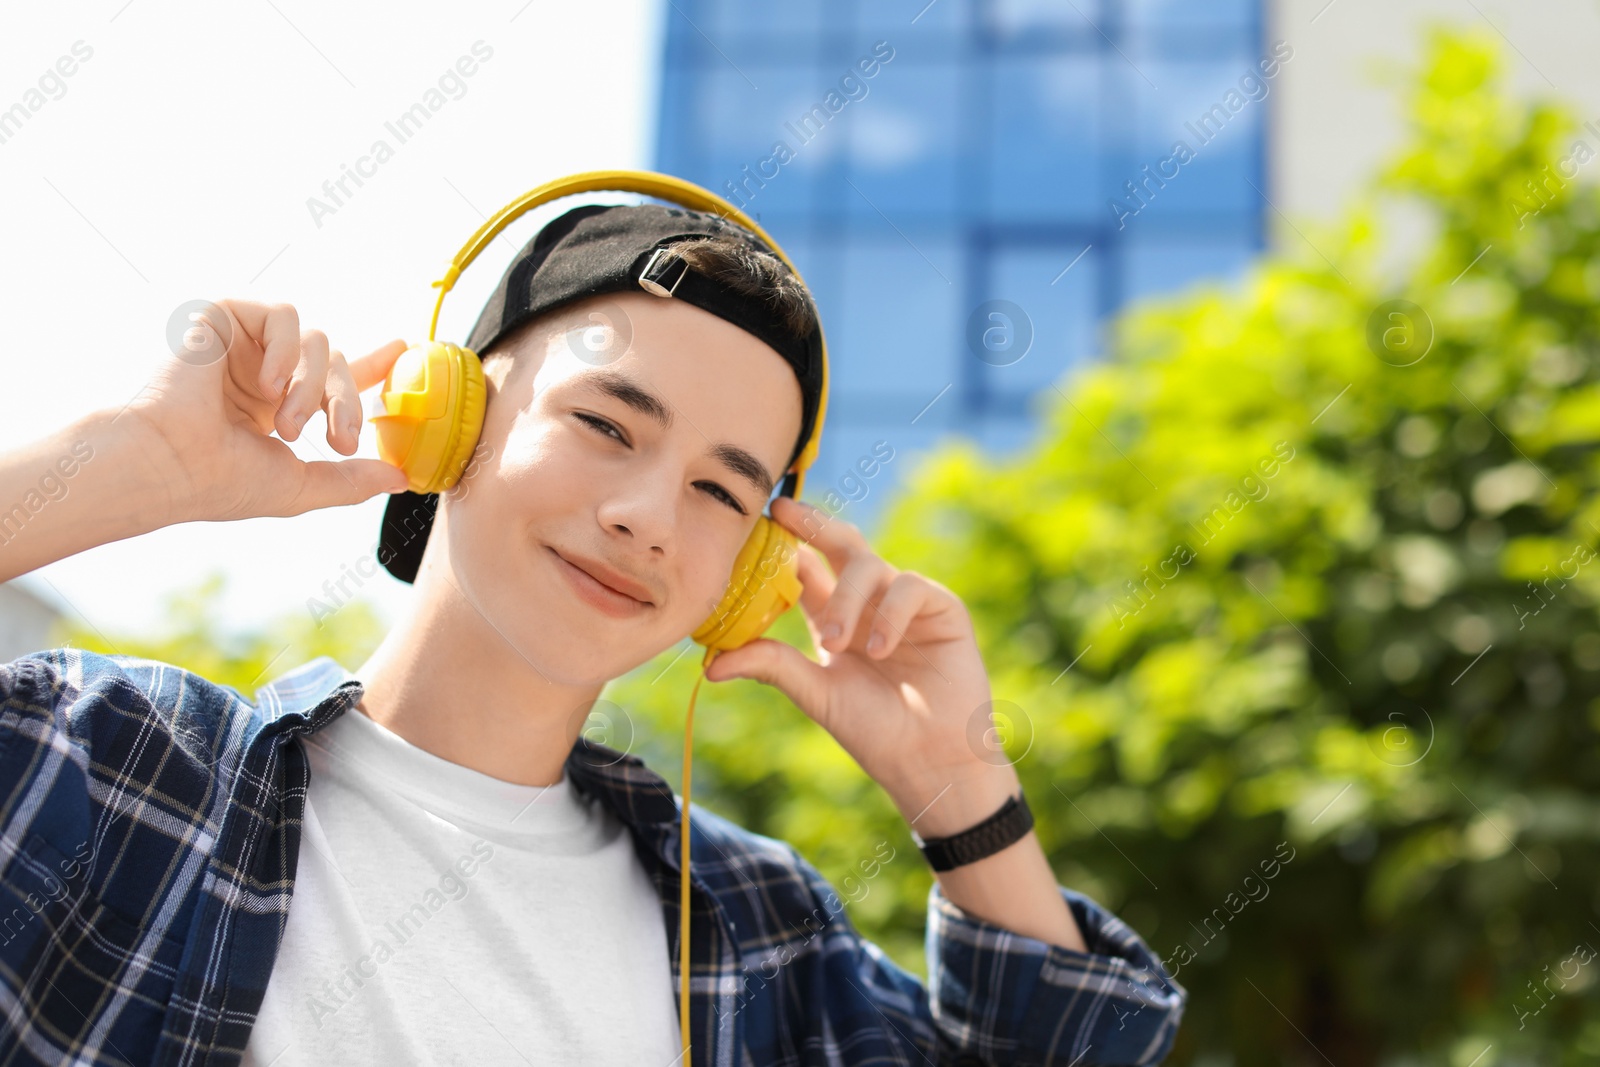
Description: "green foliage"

(861, 27), (1600, 1065)
(59, 570), (387, 699)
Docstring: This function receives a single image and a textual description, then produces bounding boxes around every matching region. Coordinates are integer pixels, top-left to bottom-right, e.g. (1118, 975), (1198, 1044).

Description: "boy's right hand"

(122, 299), (413, 525)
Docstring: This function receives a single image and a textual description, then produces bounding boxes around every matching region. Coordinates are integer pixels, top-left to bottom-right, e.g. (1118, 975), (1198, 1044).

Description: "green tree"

(859, 28), (1600, 1065)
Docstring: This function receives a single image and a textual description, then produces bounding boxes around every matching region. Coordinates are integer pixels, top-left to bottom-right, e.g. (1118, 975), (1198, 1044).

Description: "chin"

(513, 556), (683, 683)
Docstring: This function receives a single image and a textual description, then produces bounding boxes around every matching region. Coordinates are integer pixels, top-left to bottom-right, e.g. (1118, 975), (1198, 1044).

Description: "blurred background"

(5, 1), (1600, 1062)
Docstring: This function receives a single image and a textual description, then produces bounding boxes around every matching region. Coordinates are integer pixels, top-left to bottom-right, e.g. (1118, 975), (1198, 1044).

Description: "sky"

(0, 0), (665, 639)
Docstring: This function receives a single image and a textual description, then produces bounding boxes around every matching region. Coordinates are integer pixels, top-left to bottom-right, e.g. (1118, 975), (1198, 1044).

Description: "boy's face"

(433, 291), (805, 686)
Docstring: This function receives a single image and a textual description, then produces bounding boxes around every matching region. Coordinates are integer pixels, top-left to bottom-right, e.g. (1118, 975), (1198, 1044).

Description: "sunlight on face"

(431, 291), (804, 686)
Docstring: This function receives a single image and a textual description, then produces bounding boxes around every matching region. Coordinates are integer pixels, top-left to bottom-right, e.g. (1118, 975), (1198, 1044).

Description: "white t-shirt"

(241, 705), (682, 1066)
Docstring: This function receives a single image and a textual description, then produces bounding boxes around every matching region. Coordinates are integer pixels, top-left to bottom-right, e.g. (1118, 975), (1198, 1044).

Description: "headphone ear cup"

(692, 515), (803, 653)
(370, 341), (486, 495)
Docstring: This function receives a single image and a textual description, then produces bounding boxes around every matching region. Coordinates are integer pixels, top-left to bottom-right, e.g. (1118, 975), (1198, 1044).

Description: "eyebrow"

(570, 368), (777, 499)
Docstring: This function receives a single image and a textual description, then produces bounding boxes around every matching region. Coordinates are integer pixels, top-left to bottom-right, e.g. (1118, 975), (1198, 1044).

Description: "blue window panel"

(854, 0), (965, 36)
(1121, 0), (1254, 30)
(825, 391), (951, 426)
(695, 65), (830, 221)
(841, 61), (966, 224)
(696, 0), (827, 37)
(655, 60), (698, 178)
(1120, 232), (1257, 309)
(1102, 60), (1262, 223)
(987, 58), (1100, 224)
(974, 245), (1099, 405)
(833, 234), (963, 398)
(983, 0), (1105, 42)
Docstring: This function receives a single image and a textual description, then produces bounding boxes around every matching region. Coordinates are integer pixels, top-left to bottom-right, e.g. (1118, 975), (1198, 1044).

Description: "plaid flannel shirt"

(0, 647), (1187, 1066)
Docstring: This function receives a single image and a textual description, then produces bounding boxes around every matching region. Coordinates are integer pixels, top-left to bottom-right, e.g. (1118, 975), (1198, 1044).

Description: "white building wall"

(1269, 0), (1600, 223)
(0, 580), (64, 662)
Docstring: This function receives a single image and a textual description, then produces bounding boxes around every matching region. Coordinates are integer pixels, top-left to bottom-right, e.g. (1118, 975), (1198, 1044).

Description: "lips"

(547, 546), (654, 606)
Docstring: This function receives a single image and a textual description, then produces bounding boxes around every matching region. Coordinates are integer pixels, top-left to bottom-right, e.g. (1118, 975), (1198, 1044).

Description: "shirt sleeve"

(784, 843), (1188, 1066)
(925, 880), (1188, 1065)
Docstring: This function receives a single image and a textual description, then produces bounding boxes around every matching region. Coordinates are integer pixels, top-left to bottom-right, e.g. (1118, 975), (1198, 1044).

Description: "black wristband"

(911, 791), (1034, 872)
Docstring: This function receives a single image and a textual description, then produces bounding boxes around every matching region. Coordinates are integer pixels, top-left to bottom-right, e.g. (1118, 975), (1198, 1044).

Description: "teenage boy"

(0, 202), (1186, 1065)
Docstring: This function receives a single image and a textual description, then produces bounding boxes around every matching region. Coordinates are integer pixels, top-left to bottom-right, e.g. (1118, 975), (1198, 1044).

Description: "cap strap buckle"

(638, 246), (689, 298)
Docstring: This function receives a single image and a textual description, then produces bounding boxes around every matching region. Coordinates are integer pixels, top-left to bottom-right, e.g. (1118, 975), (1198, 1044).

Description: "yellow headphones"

(366, 170), (830, 1060)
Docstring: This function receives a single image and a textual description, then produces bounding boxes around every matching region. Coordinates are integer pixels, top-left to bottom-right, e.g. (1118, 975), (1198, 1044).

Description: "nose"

(594, 461), (680, 557)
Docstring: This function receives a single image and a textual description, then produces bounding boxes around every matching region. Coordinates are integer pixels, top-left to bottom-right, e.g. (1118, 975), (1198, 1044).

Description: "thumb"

(707, 638), (830, 718)
(289, 458), (411, 514)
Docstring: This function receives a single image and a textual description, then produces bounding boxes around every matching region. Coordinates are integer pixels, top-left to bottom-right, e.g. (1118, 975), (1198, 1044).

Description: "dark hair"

(670, 234), (818, 339)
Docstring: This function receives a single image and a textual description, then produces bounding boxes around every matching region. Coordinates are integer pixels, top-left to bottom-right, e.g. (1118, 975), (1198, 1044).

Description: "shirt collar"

(253, 656), (682, 829)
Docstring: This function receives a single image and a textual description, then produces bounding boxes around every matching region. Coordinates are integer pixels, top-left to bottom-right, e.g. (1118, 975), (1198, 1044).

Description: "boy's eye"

(697, 482), (746, 515)
(573, 412), (624, 442)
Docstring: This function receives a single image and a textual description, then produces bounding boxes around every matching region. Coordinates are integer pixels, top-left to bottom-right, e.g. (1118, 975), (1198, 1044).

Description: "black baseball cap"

(377, 201), (826, 584)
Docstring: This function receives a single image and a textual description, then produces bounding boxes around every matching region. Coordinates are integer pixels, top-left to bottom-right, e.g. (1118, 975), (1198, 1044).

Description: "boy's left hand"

(704, 496), (1021, 835)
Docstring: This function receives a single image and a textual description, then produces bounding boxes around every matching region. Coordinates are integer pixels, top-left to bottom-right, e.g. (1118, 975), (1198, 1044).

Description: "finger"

(771, 496), (863, 577)
(865, 572), (937, 659)
(281, 457), (411, 516)
(818, 552), (894, 654)
(179, 303), (238, 373)
(794, 541), (834, 619)
(792, 543), (837, 652)
(276, 329), (331, 442)
(200, 301), (277, 433)
(222, 300), (302, 403)
(350, 339), (411, 392)
(321, 350), (361, 456)
(704, 638), (830, 719)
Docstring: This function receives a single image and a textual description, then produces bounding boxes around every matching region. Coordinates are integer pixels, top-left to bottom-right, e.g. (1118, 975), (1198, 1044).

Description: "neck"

(352, 566), (605, 788)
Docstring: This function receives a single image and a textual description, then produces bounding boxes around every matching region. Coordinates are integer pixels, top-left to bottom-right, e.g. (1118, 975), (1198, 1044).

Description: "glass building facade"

(654, 0), (1268, 528)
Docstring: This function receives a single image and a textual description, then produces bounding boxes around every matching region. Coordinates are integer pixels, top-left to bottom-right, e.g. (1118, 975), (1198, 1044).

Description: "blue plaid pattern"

(0, 648), (1186, 1065)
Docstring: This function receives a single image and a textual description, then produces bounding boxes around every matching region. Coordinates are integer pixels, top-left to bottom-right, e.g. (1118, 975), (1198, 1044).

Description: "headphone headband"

(424, 169), (830, 489)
